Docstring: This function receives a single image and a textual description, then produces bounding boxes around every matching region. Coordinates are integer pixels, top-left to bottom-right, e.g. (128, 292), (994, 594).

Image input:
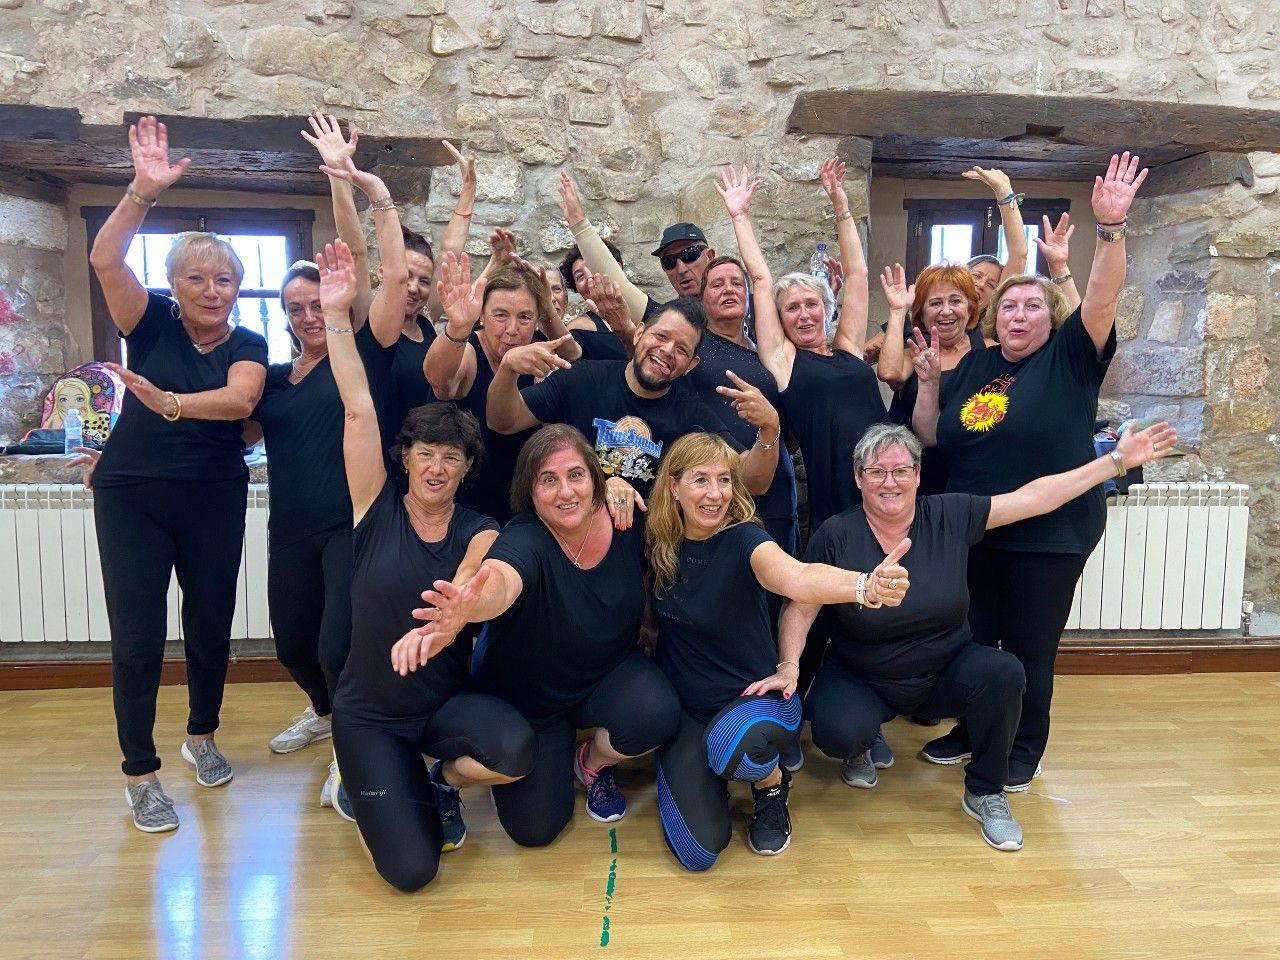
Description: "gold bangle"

(368, 196), (395, 213)
(835, 211), (854, 223)
(125, 185), (157, 208)
(163, 392), (182, 422)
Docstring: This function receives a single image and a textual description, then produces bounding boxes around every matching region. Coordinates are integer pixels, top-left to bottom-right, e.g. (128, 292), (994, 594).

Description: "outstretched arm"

(423, 252), (483, 400)
(399, 558), (526, 674)
(1035, 212), (1081, 313)
(964, 166), (1027, 282)
(875, 264), (916, 390)
(1082, 152), (1148, 354)
(559, 171), (651, 324)
(749, 537), (910, 606)
(426, 140), (478, 322)
(821, 157), (869, 356)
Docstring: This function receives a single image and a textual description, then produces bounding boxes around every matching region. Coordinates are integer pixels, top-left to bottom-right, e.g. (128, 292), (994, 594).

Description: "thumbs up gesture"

(866, 537), (911, 608)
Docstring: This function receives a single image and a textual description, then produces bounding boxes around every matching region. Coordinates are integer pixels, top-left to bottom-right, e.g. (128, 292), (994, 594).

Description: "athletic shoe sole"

(1005, 763), (1043, 793)
(268, 729), (332, 755)
(124, 787), (179, 834)
(872, 753), (895, 770)
(441, 834), (466, 852)
(181, 741), (233, 788)
(920, 747), (972, 766)
(962, 795), (1023, 852)
(841, 770), (877, 789)
(333, 778), (356, 823)
(747, 833), (792, 856)
(573, 750), (626, 823)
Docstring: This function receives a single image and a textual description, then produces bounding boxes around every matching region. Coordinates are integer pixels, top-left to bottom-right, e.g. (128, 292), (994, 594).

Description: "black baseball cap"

(652, 222), (708, 257)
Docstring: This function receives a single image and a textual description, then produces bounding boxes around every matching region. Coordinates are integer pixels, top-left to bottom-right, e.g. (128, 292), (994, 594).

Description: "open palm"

(436, 252), (486, 329)
(716, 164), (760, 219)
(317, 240), (358, 314)
(128, 115), (189, 197)
(1092, 152), (1148, 223)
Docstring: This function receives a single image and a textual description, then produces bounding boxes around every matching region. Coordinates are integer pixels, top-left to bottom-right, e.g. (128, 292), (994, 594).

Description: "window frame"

(81, 205), (315, 363)
(903, 197), (1070, 282)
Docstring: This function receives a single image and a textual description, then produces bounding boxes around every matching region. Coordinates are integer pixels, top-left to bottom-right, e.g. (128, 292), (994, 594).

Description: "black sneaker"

(1005, 760), (1043, 793)
(920, 725), (972, 765)
(430, 759), (467, 851)
(747, 769), (792, 856)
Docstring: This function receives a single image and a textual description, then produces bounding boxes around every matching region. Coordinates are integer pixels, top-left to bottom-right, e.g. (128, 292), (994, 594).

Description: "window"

(83, 206), (315, 365)
(904, 197), (1069, 282)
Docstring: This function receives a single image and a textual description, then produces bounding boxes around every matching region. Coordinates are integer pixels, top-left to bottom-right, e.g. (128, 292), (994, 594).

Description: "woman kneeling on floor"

(645, 433), (910, 869)
(318, 240), (535, 893)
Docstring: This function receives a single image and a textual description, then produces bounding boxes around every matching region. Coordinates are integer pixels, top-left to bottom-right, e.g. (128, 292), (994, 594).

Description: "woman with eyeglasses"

(780, 420), (1176, 851)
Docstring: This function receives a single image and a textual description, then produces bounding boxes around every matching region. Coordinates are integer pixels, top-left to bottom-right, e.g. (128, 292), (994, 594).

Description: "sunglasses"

(659, 245), (707, 271)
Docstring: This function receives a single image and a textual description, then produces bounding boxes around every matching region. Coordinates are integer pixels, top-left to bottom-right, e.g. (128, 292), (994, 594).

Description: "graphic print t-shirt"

(519, 360), (743, 498)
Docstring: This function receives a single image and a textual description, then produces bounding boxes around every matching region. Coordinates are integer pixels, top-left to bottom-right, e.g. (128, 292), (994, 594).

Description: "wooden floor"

(2, 675), (1279, 960)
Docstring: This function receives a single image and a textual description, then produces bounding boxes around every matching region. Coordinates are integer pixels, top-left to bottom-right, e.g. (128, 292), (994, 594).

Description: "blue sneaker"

(574, 739), (626, 822)
(869, 730), (894, 769)
(334, 773), (355, 823)
(430, 760), (467, 851)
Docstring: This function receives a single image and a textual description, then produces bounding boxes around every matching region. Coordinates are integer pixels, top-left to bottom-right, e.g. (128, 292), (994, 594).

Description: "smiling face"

(630, 310), (702, 391)
(478, 286), (539, 360)
(920, 281), (972, 348)
(571, 258), (591, 298)
(969, 260), (1001, 311)
(777, 281), (828, 352)
(402, 441), (471, 509)
(855, 444), (920, 525)
(701, 262), (747, 331)
(671, 458), (734, 539)
(994, 282), (1053, 362)
(546, 270), (568, 320)
(396, 249), (435, 319)
(661, 240), (714, 297)
(171, 257), (239, 328)
(531, 446), (597, 536)
(282, 276), (325, 354)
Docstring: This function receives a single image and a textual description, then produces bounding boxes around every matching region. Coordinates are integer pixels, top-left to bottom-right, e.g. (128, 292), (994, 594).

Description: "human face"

(171, 258), (238, 328)
(660, 240), (713, 296)
(994, 282), (1053, 362)
(631, 311), (701, 391)
(700, 262), (747, 330)
(546, 271), (568, 320)
(672, 459), (734, 540)
(777, 282), (828, 352)
(403, 249), (435, 318)
(969, 261), (1001, 311)
(532, 447), (597, 534)
(855, 444), (919, 524)
(478, 287), (539, 360)
(571, 259), (591, 298)
(282, 276), (325, 354)
(402, 441), (471, 508)
(921, 282), (971, 348)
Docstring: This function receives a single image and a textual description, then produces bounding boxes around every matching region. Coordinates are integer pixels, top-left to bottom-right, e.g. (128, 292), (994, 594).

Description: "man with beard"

(486, 298), (781, 527)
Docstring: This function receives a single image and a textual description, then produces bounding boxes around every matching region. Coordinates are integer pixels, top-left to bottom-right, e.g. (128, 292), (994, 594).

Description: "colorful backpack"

(39, 362), (125, 447)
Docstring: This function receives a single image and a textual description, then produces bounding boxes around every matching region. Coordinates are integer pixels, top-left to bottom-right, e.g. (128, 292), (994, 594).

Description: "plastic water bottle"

(63, 407), (83, 455)
(809, 242), (830, 289)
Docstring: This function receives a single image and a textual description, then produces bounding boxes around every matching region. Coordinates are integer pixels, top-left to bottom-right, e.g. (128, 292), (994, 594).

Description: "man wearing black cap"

(653, 223), (716, 298)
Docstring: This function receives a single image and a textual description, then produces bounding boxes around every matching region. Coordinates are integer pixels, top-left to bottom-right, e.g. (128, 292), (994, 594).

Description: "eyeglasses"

(859, 466), (918, 482)
(659, 245), (707, 271)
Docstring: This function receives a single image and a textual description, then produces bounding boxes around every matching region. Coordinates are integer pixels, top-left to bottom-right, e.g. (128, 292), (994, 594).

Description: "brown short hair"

(508, 424), (608, 515)
(981, 274), (1073, 340)
(392, 403), (485, 488)
(697, 255), (747, 298)
(910, 264), (981, 332)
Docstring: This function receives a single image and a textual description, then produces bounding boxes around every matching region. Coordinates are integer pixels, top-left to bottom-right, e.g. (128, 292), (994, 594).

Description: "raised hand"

(500, 338), (573, 379)
(1035, 213), (1074, 269)
(1116, 420), (1177, 469)
(715, 165), (761, 221)
(300, 111), (358, 169)
(105, 362), (179, 419)
(1092, 151), (1148, 224)
(67, 445), (101, 491)
(716, 370), (780, 433)
(824, 254), (844, 298)
(605, 475), (646, 531)
(580, 272), (629, 330)
(435, 251), (486, 331)
(962, 165), (1013, 200)
(316, 155), (389, 203)
(819, 156), (849, 211)
(316, 239), (359, 315)
(879, 263), (916, 314)
(409, 565), (493, 659)
(905, 325), (941, 384)
(442, 139), (477, 197)
(128, 115), (190, 200)
(865, 537), (911, 607)
(558, 170), (586, 226)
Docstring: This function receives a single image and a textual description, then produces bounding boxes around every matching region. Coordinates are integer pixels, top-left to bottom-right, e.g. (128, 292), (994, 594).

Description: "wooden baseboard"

(0, 657), (290, 691)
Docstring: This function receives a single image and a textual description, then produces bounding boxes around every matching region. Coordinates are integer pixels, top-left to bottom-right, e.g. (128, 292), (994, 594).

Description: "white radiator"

(0, 484), (273, 644)
(1065, 483), (1251, 632)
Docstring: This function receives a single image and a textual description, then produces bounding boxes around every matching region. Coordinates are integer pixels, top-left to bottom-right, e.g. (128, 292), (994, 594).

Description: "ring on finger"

(888, 578), (899, 589)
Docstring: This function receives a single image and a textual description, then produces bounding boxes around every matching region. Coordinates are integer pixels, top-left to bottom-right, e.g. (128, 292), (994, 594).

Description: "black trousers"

(267, 523), (353, 716)
(332, 691), (535, 893)
(491, 651), (680, 848)
(964, 544), (1088, 769)
(657, 694), (802, 872)
(807, 646), (1024, 795)
(94, 478), (247, 777)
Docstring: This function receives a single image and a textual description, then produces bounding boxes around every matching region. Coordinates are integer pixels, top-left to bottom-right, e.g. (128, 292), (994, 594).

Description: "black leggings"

(332, 691), (535, 893)
(807, 646), (1024, 795)
(657, 694), (802, 872)
(268, 524), (353, 716)
(94, 478), (247, 777)
(964, 544), (1088, 769)
(491, 651), (680, 848)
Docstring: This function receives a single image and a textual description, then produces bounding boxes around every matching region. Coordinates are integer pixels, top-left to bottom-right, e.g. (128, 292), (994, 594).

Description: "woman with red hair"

(875, 263), (993, 494)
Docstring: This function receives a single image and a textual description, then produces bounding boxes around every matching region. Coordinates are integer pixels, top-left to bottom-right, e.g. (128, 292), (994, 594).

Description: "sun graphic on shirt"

(959, 390), (1010, 432)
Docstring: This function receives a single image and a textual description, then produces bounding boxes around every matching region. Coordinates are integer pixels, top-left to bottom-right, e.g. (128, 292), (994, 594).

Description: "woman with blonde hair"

(645, 433), (910, 869)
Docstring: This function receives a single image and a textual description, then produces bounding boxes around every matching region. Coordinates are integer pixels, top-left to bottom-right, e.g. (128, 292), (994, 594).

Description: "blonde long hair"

(647, 433), (760, 596)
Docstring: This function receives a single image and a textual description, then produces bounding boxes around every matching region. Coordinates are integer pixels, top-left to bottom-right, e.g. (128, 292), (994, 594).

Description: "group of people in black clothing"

(82, 113), (1178, 890)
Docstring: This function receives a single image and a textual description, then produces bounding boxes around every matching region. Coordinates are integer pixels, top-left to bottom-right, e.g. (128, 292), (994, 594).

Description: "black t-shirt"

(778, 348), (887, 533)
(520, 360), (743, 499)
(937, 308), (1117, 554)
(335, 480), (498, 720)
(457, 334), (535, 525)
(254, 323), (389, 548)
(389, 316), (437, 430)
(95, 293), (268, 487)
(570, 312), (628, 361)
(806, 494), (990, 705)
(474, 513), (646, 724)
(690, 332), (797, 522)
(654, 522), (777, 723)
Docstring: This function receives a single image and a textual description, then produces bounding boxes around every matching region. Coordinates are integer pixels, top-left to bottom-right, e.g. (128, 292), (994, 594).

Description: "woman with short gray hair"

(88, 115), (268, 834)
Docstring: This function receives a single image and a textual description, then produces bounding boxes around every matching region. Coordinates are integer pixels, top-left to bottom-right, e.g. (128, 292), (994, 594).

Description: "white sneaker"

(320, 760), (338, 808)
(269, 706), (332, 754)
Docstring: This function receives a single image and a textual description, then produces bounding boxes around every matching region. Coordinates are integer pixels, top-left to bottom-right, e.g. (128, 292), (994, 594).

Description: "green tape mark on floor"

(600, 827), (618, 947)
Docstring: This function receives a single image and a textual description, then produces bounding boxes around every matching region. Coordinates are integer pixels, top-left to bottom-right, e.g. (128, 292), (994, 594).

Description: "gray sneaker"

(125, 780), (178, 833)
(181, 738), (233, 788)
(269, 706), (332, 754)
(840, 751), (877, 789)
(962, 790), (1024, 851)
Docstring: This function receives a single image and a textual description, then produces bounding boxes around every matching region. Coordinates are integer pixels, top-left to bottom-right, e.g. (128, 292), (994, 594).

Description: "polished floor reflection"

(2, 674), (1279, 959)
